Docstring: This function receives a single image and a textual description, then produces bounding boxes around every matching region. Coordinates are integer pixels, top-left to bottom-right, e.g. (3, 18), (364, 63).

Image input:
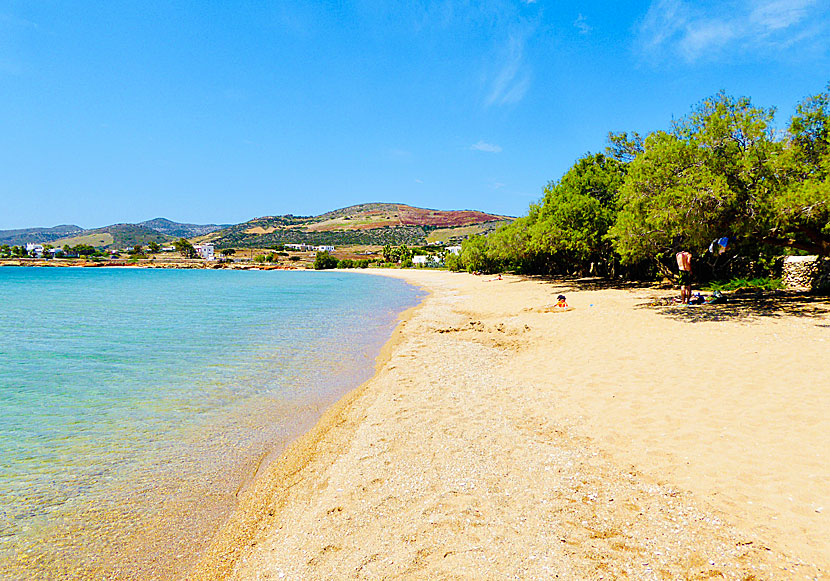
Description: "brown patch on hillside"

(304, 205), (509, 232)
(245, 226), (277, 235)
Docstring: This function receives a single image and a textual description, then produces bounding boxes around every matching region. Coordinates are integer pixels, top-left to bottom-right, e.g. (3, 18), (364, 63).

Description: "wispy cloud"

(635, 0), (827, 63)
(574, 14), (592, 35)
(471, 140), (503, 153)
(484, 28), (533, 106)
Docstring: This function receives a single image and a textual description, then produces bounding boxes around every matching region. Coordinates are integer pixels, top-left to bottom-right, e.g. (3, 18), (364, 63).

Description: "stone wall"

(782, 256), (830, 291)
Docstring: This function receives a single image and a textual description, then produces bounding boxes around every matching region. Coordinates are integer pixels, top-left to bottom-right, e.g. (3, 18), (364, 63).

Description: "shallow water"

(0, 267), (421, 579)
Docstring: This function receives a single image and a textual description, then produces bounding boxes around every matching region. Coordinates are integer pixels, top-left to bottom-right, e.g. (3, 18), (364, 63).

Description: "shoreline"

(188, 275), (431, 580)
(0, 267), (422, 581)
(189, 269), (829, 579)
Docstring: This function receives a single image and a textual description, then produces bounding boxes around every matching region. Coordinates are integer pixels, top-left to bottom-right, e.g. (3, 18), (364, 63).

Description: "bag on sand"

(707, 290), (727, 304)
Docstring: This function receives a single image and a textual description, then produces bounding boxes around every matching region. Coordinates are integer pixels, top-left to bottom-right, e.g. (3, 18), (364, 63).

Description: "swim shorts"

(677, 270), (691, 285)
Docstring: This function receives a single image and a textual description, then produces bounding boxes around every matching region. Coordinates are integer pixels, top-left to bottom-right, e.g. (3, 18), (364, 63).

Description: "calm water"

(0, 266), (421, 579)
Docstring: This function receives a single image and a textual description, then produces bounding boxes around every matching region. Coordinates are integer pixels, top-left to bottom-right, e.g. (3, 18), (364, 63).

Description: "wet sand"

(190, 270), (829, 580)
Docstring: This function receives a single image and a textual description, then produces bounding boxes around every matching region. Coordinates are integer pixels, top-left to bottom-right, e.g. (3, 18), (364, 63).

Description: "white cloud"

(635, 0), (826, 63)
(471, 141), (503, 153)
(574, 14), (592, 35)
(750, 0), (814, 32)
(485, 29), (533, 106)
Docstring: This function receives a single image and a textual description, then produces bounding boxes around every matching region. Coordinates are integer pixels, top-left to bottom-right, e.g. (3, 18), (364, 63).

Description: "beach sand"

(190, 270), (829, 580)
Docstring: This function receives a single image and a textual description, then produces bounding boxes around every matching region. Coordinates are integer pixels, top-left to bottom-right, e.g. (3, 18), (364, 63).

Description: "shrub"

(314, 251), (339, 270)
(702, 277), (784, 292)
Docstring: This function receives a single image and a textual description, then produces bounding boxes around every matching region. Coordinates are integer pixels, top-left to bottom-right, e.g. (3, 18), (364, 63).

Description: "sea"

(0, 266), (421, 580)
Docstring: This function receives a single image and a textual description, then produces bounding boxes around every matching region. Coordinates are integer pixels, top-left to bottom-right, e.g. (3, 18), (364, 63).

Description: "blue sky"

(1, 1), (829, 229)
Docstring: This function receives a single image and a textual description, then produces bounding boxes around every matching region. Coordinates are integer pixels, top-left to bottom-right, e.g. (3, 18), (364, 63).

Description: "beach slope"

(191, 270), (829, 580)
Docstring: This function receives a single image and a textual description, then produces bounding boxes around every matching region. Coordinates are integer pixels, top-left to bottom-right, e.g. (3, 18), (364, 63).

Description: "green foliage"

(381, 244), (413, 263)
(314, 251), (338, 270)
(453, 83), (830, 279)
(456, 153), (625, 274)
(702, 277), (784, 292)
(174, 238), (197, 258)
(72, 244), (99, 257)
(611, 92), (782, 264)
(147, 242), (161, 253)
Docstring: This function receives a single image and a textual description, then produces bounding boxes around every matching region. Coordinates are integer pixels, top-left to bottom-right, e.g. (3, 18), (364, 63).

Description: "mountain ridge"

(1, 203), (513, 248)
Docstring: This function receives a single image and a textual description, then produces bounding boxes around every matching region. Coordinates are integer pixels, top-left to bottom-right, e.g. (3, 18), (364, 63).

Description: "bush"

(337, 259), (355, 269)
(445, 252), (463, 272)
(702, 277), (784, 292)
(314, 251), (338, 270)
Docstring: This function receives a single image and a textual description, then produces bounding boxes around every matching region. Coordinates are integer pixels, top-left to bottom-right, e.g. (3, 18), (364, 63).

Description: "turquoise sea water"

(0, 266), (420, 579)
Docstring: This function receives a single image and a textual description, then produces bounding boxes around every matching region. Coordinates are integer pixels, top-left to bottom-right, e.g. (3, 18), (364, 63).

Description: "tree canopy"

(451, 82), (830, 278)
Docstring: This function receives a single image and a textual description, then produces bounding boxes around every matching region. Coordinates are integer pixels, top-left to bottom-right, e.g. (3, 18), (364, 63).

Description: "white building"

(446, 245), (462, 255)
(413, 254), (444, 266)
(26, 243), (44, 257)
(194, 243), (215, 260)
(316, 245), (335, 252)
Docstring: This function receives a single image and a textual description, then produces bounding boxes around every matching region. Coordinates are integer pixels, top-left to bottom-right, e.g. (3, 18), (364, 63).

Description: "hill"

(1, 219), (226, 250)
(138, 218), (228, 238)
(52, 224), (175, 249)
(199, 203), (513, 248)
(0, 225), (84, 246)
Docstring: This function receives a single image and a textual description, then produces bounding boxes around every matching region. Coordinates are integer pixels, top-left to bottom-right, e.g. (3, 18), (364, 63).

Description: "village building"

(25, 243), (44, 257)
(194, 243), (215, 260)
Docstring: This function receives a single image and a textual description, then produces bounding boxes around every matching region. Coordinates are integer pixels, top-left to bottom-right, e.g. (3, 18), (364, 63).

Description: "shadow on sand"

(514, 275), (830, 324)
(642, 290), (830, 324)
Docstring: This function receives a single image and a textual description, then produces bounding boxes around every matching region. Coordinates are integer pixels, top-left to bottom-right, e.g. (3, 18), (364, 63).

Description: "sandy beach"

(190, 269), (829, 580)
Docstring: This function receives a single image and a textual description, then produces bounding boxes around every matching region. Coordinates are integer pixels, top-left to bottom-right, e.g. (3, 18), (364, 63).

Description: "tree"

(314, 251), (338, 269)
(611, 92), (782, 266)
(147, 242), (161, 253)
(174, 238), (197, 258)
(221, 248), (236, 257)
(73, 244), (97, 256)
(768, 85), (830, 256)
(482, 152), (626, 274)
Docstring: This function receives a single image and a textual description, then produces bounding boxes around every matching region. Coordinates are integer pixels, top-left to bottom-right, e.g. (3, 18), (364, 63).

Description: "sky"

(1, 0), (829, 230)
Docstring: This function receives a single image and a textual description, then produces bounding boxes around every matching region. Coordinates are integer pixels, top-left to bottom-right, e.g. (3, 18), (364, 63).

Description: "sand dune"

(191, 270), (829, 580)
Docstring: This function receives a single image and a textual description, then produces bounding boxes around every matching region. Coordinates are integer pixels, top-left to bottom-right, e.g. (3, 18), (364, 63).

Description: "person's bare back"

(676, 251), (691, 272)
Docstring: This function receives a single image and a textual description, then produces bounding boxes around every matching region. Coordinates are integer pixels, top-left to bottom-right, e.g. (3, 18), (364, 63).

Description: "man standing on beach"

(676, 250), (692, 304)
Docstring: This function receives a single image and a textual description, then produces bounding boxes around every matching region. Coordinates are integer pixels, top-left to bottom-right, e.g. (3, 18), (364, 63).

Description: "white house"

(194, 243), (215, 260)
(413, 254), (444, 266)
(316, 245), (335, 252)
(446, 245), (462, 255)
(26, 243), (44, 257)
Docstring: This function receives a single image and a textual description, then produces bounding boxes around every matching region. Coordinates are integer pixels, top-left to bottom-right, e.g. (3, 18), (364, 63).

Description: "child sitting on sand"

(555, 294), (568, 308)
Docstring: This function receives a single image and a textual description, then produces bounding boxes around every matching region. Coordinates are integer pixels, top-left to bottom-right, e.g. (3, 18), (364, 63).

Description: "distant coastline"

(0, 258), (306, 270)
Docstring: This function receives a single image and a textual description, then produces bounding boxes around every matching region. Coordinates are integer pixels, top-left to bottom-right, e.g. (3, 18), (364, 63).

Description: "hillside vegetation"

(2, 219), (227, 249)
(200, 203), (512, 248)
